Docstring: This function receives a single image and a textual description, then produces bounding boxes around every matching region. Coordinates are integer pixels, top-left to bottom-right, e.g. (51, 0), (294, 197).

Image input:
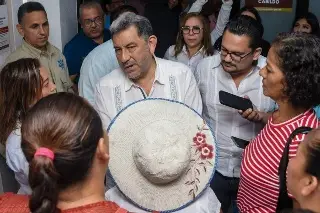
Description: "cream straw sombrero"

(107, 98), (217, 212)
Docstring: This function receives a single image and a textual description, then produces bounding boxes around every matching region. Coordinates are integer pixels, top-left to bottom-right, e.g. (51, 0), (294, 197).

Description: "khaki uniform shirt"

(5, 40), (73, 93)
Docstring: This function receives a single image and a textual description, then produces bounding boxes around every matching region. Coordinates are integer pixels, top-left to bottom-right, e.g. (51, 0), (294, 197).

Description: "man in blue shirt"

(78, 5), (138, 106)
(64, 1), (111, 84)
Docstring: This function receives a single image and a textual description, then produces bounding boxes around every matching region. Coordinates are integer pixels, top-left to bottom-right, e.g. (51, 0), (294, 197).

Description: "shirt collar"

(124, 57), (165, 92)
(22, 39), (54, 57)
(182, 45), (205, 57)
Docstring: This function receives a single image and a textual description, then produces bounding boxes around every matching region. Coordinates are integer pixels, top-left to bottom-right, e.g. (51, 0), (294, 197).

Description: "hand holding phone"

(219, 90), (253, 111)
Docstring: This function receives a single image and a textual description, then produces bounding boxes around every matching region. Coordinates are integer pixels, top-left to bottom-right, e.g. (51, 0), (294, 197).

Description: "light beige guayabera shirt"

(5, 40), (73, 93)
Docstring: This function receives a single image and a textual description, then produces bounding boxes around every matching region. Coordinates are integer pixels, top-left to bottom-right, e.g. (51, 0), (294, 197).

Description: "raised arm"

(188, 0), (208, 13)
(210, 0), (233, 45)
(188, 0), (233, 46)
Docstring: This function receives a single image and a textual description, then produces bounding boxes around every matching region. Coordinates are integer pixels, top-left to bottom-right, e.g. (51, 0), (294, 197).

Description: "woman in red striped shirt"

(237, 33), (320, 212)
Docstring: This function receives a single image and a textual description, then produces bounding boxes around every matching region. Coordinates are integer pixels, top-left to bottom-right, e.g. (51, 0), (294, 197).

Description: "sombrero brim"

(108, 98), (217, 212)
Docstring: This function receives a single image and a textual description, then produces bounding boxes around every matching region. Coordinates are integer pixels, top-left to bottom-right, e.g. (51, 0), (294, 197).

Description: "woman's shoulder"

(300, 109), (320, 128)
(61, 201), (123, 213)
(164, 45), (176, 59)
(0, 193), (29, 213)
(6, 128), (21, 149)
(0, 194), (125, 213)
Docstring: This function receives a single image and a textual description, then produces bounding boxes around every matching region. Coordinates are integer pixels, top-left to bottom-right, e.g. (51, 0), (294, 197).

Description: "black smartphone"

(219, 90), (253, 111)
(231, 136), (250, 149)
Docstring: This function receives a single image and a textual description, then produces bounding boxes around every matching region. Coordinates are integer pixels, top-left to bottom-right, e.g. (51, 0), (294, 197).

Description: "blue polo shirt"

(63, 29), (111, 84)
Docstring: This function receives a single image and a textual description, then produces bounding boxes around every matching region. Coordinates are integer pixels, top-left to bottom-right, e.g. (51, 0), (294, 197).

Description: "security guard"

(5, 2), (74, 93)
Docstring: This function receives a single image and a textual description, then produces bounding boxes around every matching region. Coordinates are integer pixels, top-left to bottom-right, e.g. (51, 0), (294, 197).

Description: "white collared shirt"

(164, 46), (206, 74)
(94, 57), (203, 129)
(194, 54), (275, 178)
(6, 128), (31, 194)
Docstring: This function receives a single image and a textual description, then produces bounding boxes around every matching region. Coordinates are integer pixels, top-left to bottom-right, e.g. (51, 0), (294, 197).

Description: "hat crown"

(133, 120), (191, 184)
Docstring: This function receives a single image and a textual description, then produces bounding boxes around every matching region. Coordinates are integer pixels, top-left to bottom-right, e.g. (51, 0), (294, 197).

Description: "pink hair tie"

(34, 147), (55, 160)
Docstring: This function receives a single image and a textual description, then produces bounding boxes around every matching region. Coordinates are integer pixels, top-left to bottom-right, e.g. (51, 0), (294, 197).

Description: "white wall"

(0, 0), (77, 67)
(36, 0), (64, 50)
(59, 0), (78, 49)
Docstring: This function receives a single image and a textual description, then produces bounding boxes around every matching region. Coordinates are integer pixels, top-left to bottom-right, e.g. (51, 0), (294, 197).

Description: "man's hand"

(238, 108), (263, 123)
(238, 96), (270, 124)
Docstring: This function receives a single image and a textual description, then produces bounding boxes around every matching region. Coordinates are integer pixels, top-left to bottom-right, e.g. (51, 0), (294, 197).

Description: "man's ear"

(253, 47), (262, 61)
(16, 24), (24, 37)
(148, 35), (157, 55)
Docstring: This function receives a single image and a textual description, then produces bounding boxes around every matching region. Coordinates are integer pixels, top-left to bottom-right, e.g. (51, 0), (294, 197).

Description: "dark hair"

(18, 1), (47, 24)
(0, 58), (42, 145)
(238, 6), (262, 24)
(21, 93), (104, 213)
(110, 5), (138, 23)
(238, 6), (264, 36)
(110, 12), (153, 41)
(174, 12), (213, 58)
(223, 15), (263, 50)
(101, 0), (112, 5)
(79, 1), (103, 20)
(292, 12), (320, 36)
(272, 33), (320, 109)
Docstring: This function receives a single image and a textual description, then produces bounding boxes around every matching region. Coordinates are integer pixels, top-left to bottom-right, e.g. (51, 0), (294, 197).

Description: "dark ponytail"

(21, 93), (104, 213)
(28, 156), (59, 213)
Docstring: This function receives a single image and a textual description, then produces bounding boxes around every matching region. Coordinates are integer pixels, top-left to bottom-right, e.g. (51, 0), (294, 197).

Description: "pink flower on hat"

(200, 143), (214, 160)
(193, 132), (206, 147)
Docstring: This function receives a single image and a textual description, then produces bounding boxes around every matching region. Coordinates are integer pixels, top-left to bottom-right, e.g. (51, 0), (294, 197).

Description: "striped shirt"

(237, 109), (319, 213)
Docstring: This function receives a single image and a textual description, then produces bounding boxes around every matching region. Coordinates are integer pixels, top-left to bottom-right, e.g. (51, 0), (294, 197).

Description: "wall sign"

(0, 0), (9, 54)
(245, 0), (293, 12)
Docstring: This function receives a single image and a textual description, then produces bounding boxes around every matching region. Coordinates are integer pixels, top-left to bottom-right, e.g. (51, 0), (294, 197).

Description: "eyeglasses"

(181, 26), (203, 35)
(83, 16), (103, 27)
(220, 48), (252, 62)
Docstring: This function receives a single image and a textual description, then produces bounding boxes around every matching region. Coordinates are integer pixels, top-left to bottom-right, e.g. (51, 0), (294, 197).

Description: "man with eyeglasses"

(63, 1), (111, 84)
(194, 16), (275, 213)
